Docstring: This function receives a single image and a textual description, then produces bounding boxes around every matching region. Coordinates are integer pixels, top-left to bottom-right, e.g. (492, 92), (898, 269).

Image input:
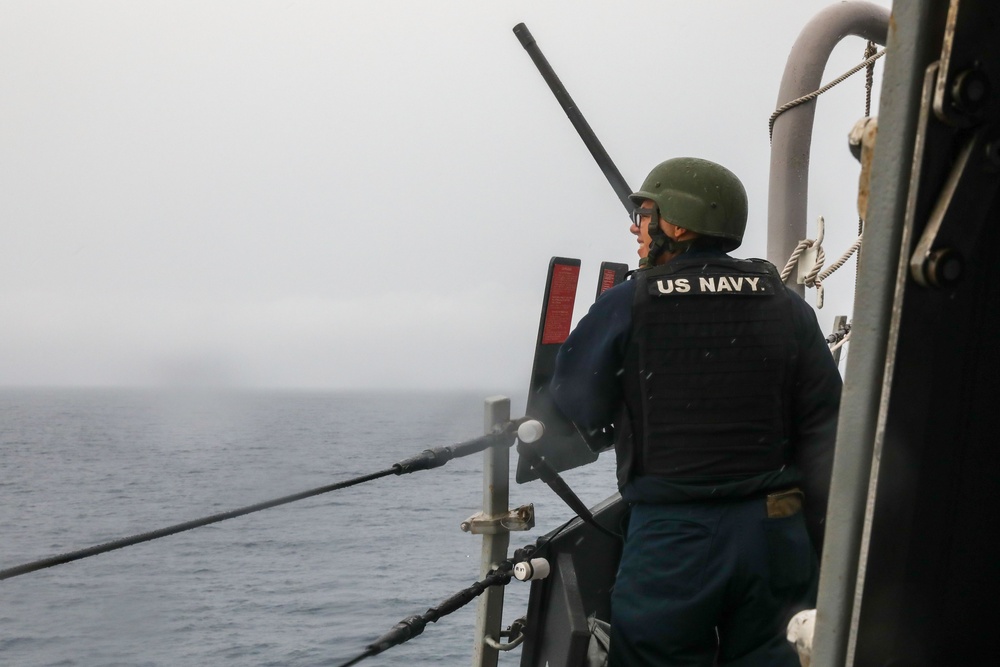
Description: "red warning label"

(541, 263), (579, 345)
(599, 268), (617, 295)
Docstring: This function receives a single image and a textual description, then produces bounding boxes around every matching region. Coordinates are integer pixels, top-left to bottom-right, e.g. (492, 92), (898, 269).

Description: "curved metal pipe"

(766, 1), (890, 294)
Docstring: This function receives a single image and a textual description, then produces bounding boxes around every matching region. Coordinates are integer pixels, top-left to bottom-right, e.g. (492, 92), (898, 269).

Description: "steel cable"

(0, 468), (395, 581)
(1, 428), (517, 582)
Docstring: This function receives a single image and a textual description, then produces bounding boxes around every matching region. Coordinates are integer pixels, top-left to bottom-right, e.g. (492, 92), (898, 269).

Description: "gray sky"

(1, 0), (891, 392)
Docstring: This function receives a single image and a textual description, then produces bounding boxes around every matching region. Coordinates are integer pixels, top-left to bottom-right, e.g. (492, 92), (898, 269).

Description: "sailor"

(550, 157), (842, 666)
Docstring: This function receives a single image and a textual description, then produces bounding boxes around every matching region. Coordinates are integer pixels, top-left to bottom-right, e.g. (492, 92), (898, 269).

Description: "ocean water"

(0, 388), (618, 666)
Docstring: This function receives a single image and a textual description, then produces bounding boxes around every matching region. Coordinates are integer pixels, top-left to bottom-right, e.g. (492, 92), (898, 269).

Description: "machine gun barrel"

(513, 23), (633, 215)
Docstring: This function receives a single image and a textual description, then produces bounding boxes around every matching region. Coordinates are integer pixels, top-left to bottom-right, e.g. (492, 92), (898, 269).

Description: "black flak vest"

(615, 255), (798, 485)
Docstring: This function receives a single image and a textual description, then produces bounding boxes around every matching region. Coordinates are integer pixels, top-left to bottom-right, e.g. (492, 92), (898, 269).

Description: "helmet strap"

(641, 210), (694, 268)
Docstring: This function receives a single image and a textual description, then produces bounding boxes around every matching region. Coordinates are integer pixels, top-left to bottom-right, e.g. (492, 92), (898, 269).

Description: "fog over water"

(1, 1), (890, 391)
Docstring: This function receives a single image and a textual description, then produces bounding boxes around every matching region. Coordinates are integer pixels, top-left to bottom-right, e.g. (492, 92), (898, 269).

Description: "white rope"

(773, 43), (879, 357)
(769, 48), (887, 141)
(818, 233), (863, 285)
(780, 240), (817, 282)
(780, 217), (863, 309)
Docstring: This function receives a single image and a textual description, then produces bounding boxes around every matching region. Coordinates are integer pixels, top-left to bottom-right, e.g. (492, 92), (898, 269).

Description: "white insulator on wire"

(787, 608), (816, 667)
(513, 558), (551, 582)
(517, 420), (545, 444)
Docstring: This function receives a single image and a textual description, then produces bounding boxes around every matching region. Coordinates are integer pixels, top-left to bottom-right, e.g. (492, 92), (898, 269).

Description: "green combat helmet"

(629, 157), (748, 265)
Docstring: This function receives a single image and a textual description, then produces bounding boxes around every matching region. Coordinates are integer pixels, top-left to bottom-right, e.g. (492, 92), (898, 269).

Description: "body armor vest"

(615, 256), (798, 485)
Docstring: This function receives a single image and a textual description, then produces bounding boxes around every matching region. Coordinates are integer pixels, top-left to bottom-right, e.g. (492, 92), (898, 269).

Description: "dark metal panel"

(519, 496), (624, 667)
(855, 181), (1000, 666)
(813, 2), (948, 662)
(846, 1), (1000, 664)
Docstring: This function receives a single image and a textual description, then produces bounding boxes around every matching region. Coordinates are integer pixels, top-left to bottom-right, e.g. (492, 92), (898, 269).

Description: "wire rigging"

(826, 321), (852, 347)
(333, 536), (564, 667)
(0, 427), (517, 582)
(334, 563), (516, 667)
